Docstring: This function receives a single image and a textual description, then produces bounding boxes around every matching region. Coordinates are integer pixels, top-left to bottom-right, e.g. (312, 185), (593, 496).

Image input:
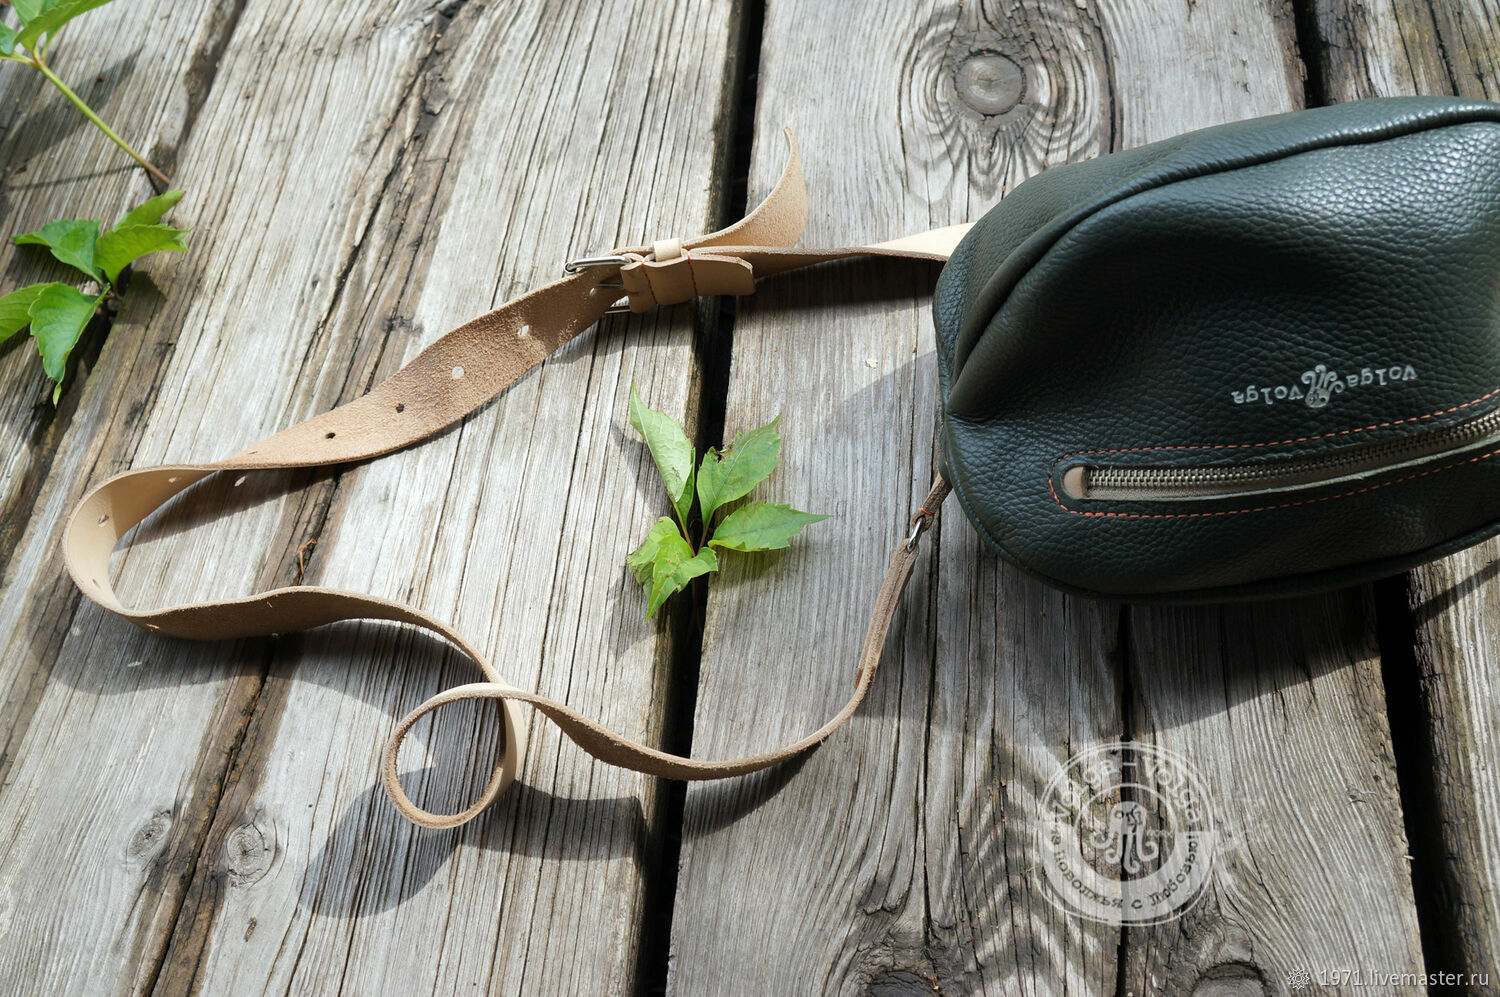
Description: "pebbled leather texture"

(933, 96), (1500, 599)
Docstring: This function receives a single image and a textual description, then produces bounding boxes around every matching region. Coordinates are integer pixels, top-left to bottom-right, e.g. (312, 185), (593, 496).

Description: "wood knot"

(898, 2), (1109, 199)
(223, 816), (277, 887)
(1191, 962), (1270, 996)
(955, 51), (1024, 115)
(865, 969), (941, 996)
(125, 808), (173, 863)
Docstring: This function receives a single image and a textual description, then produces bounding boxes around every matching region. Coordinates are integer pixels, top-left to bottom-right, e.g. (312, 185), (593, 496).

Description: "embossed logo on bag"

(1231, 363), (1418, 408)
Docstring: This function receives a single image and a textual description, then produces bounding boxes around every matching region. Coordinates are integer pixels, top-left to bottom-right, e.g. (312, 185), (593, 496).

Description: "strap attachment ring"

(906, 507), (934, 549)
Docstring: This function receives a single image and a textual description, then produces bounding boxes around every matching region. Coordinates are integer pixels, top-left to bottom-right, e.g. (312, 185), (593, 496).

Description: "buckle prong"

(564, 254), (633, 313)
(563, 254), (631, 273)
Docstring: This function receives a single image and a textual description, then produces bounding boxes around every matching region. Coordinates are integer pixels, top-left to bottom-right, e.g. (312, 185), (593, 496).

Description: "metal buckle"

(563, 254), (631, 274)
(563, 254), (631, 314)
(906, 512), (930, 549)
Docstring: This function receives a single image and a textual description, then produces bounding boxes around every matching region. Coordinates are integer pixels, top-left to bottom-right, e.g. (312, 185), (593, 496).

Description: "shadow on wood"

(298, 771), (652, 918)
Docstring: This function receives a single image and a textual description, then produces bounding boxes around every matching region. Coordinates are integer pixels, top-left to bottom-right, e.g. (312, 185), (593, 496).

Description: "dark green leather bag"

(934, 95), (1500, 600)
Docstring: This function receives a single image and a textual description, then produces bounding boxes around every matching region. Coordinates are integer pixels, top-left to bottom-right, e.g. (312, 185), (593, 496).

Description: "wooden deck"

(2, 0), (1498, 993)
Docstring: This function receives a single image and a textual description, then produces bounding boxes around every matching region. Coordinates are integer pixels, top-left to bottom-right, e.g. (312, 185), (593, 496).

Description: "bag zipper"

(1061, 407), (1500, 502)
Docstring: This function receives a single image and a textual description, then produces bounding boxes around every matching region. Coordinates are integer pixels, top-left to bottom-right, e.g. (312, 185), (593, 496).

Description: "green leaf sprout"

(626, 384), (827, 617)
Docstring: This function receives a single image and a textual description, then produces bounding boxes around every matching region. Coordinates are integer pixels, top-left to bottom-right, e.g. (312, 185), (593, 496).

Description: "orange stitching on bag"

(1055, 385), (1500, 461)
(1048, 441), (1500, 519)
(683, 248), (700, 297)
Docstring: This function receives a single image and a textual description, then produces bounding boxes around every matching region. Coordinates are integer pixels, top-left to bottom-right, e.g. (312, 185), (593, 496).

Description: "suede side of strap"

(61, 134), (963, 829)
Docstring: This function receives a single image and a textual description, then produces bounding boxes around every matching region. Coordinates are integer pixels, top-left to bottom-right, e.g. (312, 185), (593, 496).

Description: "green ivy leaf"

(0, 282), (53, 345)
(645, 532), (717, 618)
(11, 0), (46, 25)
(675, 461), (695, 525)
(93, 222), (187, 283)
(626, 516), (683, 585)
(0, 22), (19, 56)
(29, 283), (102, 402)
(14, 218), (102, 280)
(628, 383), (694, 513)
(115, 188), (184, 230)
(697, 416), (782, 523)
(708, 502), (828, 553)
(16, 0), (116, 51)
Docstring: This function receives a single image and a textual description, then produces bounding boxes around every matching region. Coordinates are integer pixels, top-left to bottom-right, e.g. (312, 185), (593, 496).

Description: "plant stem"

(30, 55), (169, 185)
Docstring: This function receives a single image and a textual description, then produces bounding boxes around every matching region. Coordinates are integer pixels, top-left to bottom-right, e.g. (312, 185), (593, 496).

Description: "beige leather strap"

(62, 133), (963, 828)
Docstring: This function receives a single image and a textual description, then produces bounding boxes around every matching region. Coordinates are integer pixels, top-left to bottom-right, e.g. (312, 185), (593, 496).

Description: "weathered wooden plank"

(0, 3), (253, 994)
(669, 1), (1129, 992)
(0, 0), (731, 992)
(1124, 594), (1424, 990)
(1310, 0), (1500, 975)
(1308, 2), (1500, 104)
(0, 0), (216, 541)
(144, 2), (742, 993)
(0, 0), (241, 781)
(671, 1), (1425, 993)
